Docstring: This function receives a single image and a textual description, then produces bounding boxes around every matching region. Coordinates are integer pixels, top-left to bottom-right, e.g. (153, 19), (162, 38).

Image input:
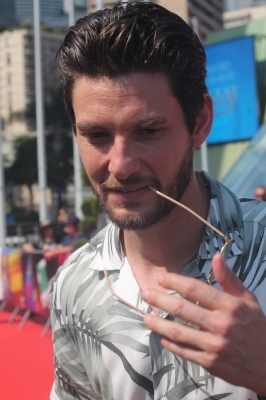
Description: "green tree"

(5, 132), (73, 210)
(6, 86), (74, 211)
(72, 197), (102, 251)
(5, 136), (38, 208)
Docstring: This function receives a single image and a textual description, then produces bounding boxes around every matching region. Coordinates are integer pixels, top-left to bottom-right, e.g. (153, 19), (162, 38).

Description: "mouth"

(109, 186), (147, 193)
(104, 185), (150, 202)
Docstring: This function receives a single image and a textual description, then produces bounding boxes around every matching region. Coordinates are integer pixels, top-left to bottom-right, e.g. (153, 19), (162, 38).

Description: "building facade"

(187, 0), (224, 40)
(15, 0), (64, 22)
(0, 0), (16, 29)
(0, 29), (64, 161)
(87, 0), (224, 42)
(224, 0), (266, 11)
(0, 0), (70, 30)
(223, 3), (266, 28)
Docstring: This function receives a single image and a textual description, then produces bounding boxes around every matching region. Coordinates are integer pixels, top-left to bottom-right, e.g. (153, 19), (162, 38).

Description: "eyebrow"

(75, 122), (103, 132)
(135, 116), (167, 128)
(75, 116), (167, 133)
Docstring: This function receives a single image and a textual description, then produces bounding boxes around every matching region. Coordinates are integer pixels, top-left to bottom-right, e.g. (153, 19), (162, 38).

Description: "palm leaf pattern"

(50, 172), (266, 400)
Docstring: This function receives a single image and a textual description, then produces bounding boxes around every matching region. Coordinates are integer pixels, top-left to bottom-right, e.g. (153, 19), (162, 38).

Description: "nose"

(108, 136), (141, 180)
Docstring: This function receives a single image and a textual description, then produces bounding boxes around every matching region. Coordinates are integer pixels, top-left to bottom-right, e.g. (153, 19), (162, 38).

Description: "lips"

(111, 187), (146, 193)
(106, 185), (149, 201)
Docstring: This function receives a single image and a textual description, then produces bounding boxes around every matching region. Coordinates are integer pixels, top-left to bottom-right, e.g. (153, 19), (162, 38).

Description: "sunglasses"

(104, 186), (232, 315)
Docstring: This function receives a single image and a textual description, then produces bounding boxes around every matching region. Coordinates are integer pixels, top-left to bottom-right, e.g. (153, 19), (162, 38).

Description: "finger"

(142, 289), (211, 329)
(143, 313), (227, 356)
(142, 288), (240, 334)
(143, 314), (248, 382)
(157, 272), (229, 311)
(158, 336), (241, 384)
(159, 335), (214, 370)
(212, 253), (254, 301)
(143, 313), (200, 348)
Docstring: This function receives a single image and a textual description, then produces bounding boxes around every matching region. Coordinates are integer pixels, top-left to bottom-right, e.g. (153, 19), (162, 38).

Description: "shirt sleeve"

(50, 274), (102, 400)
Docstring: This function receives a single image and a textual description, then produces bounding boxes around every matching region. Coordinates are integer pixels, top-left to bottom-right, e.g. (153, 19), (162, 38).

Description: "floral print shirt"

(50, 172), (266, 400)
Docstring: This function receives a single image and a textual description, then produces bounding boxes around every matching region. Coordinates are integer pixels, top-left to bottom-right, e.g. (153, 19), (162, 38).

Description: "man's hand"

(142, 254), (266, 396)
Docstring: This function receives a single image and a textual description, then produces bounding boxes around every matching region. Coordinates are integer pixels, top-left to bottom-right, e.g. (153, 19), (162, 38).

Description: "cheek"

(153, 148), (181, 174)
(79, 147), (106, 184)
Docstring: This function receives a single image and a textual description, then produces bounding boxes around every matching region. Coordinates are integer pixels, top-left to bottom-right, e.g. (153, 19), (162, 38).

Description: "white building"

(0, 29), (64, 161)
(223, 3), (266, 28)
(224, 0), (266, 11)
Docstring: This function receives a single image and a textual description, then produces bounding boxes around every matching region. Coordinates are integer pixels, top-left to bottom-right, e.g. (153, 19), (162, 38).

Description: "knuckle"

(147, 290), (158, 305)
(247, 291), (259, 304)
(203, 352), (219, 370)
(182, 280), (197, 300)
(173, 299), (185, 318)
(225, 298), (246, 318)
(168, 324), (181, 342)
(208, 336), (228, 356)
(214, 317), (234, 337)
(203, 339), (229, 370)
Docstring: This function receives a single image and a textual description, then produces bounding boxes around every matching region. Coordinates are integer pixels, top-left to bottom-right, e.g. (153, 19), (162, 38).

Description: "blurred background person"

(54, 207), (69, 243)
(22, 220), (58, 253)
(43, 214), (83, 263)
(254, 185), (266, 201)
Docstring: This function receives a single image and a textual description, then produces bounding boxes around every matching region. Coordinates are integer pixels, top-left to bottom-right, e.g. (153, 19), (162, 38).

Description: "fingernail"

(141, 290), (149, 301)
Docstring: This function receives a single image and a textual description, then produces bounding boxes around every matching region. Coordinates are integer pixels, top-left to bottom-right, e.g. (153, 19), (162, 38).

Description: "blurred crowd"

(22, 208), (92, 260)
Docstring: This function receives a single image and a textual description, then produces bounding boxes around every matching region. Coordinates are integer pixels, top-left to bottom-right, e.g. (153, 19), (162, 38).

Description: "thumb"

(212, 253), (247, 297)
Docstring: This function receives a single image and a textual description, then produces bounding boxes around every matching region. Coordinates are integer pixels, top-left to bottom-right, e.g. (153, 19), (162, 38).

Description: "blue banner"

(205, 36), (258, 144)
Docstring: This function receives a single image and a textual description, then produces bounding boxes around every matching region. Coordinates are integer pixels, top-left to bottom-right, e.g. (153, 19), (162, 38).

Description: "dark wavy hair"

(57, 1), (208, 133)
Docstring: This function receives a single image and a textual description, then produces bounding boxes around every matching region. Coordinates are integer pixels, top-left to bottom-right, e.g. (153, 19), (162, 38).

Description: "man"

(44, 214), (81, 261)
(255, 185), (266, 201)
(22, 220), (57, 253)
(50, 2), (266, 399)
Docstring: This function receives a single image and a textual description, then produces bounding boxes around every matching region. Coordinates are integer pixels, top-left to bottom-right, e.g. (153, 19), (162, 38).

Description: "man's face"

(65, 224), (77, 235)
(72, 73), (196, 230)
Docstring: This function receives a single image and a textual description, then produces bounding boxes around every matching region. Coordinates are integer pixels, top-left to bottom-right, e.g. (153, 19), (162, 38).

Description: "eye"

(139, 128), (162, 139)
(90, 131), (109, 139)
(145, 129), (160, 134)
(79, 130), (111, 145)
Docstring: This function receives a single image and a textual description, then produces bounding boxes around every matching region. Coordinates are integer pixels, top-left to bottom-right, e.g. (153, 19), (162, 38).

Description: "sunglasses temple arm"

(149, 186), (231, 245)
(104, 269), (146, 316)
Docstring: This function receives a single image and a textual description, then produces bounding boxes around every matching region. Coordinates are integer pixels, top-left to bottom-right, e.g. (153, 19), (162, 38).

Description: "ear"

(192, 93), (213, 149)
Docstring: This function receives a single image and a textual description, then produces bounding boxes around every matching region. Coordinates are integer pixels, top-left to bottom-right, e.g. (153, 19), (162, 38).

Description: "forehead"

(73, 72), (172, 95)
(72, 72), (183, 124)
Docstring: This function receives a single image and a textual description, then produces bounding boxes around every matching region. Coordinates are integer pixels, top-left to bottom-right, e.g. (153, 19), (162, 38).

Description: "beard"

(87, 141), (194, 231)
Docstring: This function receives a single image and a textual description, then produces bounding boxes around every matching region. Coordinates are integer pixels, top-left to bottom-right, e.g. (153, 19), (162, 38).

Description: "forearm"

(44, 245), (73, 260)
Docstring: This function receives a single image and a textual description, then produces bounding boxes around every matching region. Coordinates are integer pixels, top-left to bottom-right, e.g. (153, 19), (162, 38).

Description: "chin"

(105, 208), (148, 230)
(104, 203), (174, 231)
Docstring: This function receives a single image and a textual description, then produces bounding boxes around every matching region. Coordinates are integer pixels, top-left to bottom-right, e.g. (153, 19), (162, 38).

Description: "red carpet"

(0, 305), (54, 400)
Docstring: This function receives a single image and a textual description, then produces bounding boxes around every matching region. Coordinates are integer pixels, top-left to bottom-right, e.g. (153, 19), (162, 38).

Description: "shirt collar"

(78, 223), (123, 271)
